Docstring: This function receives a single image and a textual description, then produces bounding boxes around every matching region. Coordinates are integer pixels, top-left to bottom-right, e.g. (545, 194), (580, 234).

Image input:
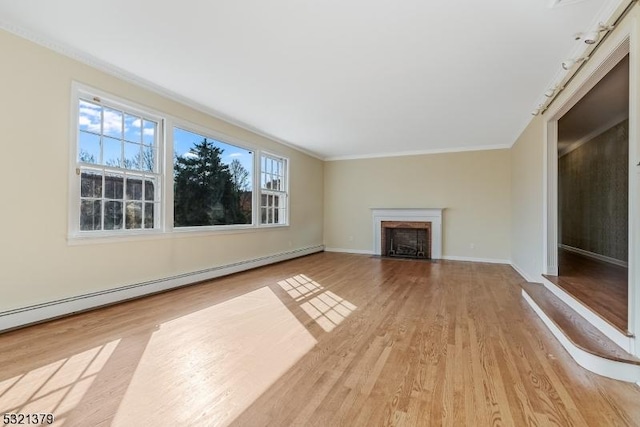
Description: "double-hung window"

(260, 154), (288, 225)
(74, 93), (162, 234)
(71, 85), (290, 239)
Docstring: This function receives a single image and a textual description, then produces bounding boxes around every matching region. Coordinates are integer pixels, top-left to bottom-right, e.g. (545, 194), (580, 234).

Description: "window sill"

(67, 223), (290, 245)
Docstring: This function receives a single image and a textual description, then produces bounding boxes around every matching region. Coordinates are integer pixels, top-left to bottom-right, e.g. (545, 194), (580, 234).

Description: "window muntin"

(72, 86), (289, 240)
(76, 96), (161, 233)
(260, 154), (288, 225)
(173, 127), (253, 227)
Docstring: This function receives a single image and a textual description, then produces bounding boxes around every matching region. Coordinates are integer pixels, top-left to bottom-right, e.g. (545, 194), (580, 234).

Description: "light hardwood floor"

(1, 252), (639, 426)
(553, 248), (629, 333)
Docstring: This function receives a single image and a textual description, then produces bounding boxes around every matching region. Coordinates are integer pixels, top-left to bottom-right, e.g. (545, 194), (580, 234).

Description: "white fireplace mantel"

(371, 208), (444, 259)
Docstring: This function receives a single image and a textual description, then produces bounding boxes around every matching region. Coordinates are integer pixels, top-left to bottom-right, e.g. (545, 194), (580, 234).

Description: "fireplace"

(371, 208), (443, 259)
(382, 221), (431, 259)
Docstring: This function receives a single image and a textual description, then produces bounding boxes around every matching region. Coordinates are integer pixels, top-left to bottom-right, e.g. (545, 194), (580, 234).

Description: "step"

(542, 274), (632, 337)
(521, 282), (640, 382)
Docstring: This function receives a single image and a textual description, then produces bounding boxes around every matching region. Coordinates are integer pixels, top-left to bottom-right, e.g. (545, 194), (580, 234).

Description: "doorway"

(554, 55), (629, 332)
(543, 28), (639, 352)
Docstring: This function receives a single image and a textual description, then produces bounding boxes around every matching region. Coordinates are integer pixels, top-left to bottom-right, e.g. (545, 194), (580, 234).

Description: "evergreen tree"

(174, 138), (247, 226)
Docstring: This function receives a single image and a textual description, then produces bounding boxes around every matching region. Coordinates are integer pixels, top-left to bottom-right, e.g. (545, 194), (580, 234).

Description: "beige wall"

(323, 150), (511, 261)
(510, 116), (544, 281)
(0, 30), (324, 312)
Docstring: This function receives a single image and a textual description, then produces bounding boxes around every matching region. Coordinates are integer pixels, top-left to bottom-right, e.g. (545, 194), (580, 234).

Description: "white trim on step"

(541, 275), (634, 351)
(523, 289), (640, 382)
(0, 245), (324, 333)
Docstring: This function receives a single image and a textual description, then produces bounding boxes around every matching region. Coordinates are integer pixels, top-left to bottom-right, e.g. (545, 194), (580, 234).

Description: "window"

(173, 127), (253, 227)
(260, 154), (288, 225)
(71, 85), (289, 240)
(75, 94), (161, 233)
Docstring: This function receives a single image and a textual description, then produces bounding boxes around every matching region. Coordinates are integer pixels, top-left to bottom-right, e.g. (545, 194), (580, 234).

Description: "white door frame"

(543, 19), (638, 353)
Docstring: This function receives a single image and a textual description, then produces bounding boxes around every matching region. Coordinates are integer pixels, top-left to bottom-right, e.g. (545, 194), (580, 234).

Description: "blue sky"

(173, 127), (253, 176)
(78, 99), (254, 179)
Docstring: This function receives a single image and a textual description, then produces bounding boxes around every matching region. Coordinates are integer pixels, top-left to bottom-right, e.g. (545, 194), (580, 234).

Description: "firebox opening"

(381, 221), (431, 260)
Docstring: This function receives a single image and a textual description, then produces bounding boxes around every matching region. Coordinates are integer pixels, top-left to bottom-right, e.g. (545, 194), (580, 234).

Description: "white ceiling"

(0, 0), (622, 159)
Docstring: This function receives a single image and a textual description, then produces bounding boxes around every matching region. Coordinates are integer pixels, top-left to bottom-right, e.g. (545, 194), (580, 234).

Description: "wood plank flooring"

(1, 252), (640, 426)
(550, 248), (629, 333)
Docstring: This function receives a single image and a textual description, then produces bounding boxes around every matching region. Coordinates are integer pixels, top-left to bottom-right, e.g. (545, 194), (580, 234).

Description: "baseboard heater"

(0, 245), (324, 333)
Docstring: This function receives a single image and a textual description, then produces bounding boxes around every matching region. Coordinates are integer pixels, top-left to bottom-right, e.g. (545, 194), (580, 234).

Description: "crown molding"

(0, 20), (325, 161)
(324, 143), (511, 161)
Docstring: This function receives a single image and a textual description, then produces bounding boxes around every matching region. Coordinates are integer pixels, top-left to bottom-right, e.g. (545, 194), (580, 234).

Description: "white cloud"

(229, 152), (243, 158)
(79, 102), (156, 142)
(183, 152), (198, 159)
(79, 102), (101, 133)
(102, 108), (123, 136)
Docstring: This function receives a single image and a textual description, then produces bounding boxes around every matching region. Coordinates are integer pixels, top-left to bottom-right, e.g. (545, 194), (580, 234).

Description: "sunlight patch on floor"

(110, 286), (317, 427)
(280, 275), (357, 332)
(0, 339), (119, 426)
(277, 274), (324, 301)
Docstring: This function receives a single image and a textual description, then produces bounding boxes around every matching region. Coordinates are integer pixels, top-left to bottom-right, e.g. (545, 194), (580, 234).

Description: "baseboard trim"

(510, 263), (536, 283)
(0, 244), (325, 333)
(441, 255), (510, 264)
(323, 248), (510, 265)
(323, 247), (375, 255)
(559, 244), (628, 268)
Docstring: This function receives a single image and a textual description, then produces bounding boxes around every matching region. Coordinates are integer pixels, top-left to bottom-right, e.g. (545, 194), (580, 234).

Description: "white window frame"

(169, 120), (257, 232)
(259, 152), (289, 226)
(68, 83), (165, 239)
(68, 83), (291, 243)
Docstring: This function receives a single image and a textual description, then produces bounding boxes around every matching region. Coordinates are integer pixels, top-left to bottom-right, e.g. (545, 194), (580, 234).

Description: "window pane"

(80, 200), (101, 230)
(145, 179), (155, 201)
(126, 202), (142, 229)
(126, 177), (143, 200)
(173, 127), (252, 227)
(141, 146), (155, 172)
(144, 203), (155, 228)
(124, 142), (142, 170)
(261, 207), (267, 224)
(143, 120), (156, 145)
(103, 136), (122, 167)
(104, 201), (123, 230)
(103, 107), (123, 139)
(81, 171), (102, 198)
(79, 100), (102, 133)
(124, 114), (142, 143)
(104, 175), (124, 199)
(79, 132), (100, 164)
